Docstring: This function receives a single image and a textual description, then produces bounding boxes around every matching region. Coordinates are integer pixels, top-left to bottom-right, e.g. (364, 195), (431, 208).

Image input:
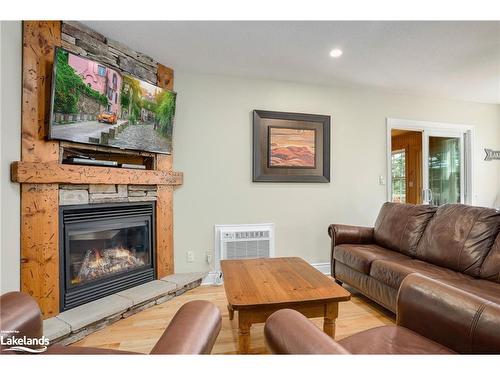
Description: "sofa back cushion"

(373, 202), (437, 256)
(480, 232), (500, 283)
(416, 204), (500, 277)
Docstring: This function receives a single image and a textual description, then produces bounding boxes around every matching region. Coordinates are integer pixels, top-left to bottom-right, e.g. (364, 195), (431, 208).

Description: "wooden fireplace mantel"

(17, 21), (181, 318)
(11, 161), (183, 185)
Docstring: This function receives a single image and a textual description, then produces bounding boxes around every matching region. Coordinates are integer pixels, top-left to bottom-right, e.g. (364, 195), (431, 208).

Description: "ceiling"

(82, 21), (500, 104)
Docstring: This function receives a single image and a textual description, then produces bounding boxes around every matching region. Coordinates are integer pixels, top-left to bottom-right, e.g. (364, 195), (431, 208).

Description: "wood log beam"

(11, 161), (183, 186)
(21, 21), (61, 318)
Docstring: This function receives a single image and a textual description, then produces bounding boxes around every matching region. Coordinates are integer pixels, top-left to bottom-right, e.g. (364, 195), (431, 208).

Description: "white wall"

(172, 72), (500, 273)
(0, 21), (22, 293)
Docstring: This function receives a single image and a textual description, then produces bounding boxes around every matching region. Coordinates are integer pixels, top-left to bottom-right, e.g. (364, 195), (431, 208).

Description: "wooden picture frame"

(253, 110), (330, 182)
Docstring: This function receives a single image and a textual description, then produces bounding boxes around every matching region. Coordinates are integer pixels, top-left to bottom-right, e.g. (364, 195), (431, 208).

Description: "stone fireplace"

(60, 202), (155, 310)
(13, 21), (181, 319)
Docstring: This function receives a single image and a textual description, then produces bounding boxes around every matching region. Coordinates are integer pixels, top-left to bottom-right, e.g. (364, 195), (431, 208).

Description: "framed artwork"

(253, 110), (330, 182)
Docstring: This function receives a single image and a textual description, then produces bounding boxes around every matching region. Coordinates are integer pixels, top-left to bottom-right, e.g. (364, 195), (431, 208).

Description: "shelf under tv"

(60, 141), (157, 170)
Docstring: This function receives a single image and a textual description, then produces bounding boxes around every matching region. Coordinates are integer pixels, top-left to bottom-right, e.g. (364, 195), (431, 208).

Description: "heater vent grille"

(214, 224), (275, 271)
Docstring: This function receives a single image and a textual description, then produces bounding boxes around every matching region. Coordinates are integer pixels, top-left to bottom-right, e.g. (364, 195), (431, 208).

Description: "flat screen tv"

(49, 47), (176, 154)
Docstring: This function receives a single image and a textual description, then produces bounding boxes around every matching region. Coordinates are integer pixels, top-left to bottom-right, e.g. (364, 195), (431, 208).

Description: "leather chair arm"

(149, 300), (222, 354)
(264, 309), (350, 354)
(328, 224), (374, 277)
(327, 224), (374, 244)
(397, 274), (500, 353)
(0, 292), (43, 346)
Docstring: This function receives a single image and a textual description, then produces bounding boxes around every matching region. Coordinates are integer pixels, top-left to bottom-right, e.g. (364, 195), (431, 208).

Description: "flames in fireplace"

(73, 247), (146, 285)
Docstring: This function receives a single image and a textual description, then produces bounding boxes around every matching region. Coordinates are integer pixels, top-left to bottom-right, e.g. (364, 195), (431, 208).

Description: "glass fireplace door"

(61, 202), (155, 311)
(65, 219), (152, 289)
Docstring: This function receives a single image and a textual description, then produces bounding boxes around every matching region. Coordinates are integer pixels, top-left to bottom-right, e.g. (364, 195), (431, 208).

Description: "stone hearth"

(44, 272), (206, 346)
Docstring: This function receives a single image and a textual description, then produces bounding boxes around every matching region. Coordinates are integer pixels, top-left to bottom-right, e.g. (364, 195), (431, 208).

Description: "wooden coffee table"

(221, 257), (351, 353)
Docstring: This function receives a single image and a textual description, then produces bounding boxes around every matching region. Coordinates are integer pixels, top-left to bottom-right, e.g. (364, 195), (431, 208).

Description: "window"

(391, 149), (406, 203)
(112, 73), (117, 89)
(98, 65), (106, 77)
(115, 92), (118, 104)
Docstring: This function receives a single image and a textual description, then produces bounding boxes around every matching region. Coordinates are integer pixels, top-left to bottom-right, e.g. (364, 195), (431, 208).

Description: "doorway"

(387, 119), (473, 206)
(391, 130), (422, 204)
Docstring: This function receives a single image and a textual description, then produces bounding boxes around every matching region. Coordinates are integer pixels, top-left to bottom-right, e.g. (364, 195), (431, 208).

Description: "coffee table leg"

(227, 304), (234, 320)
(323, 302), (339, 338)
(238, 312), (251, 354)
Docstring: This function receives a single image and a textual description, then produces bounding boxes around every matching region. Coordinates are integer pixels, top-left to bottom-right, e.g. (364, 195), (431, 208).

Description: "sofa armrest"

(0, 292), (43, 347)
(327, 224), (374, 245)
(397, 274), (500, 353)
(328, 224), (374, 277)
(149, 300), (222, 354)
(264, 309), (350, 354)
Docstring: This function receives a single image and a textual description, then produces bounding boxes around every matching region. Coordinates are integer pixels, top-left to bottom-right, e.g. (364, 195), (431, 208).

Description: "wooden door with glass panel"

(391, 128), (465, 206)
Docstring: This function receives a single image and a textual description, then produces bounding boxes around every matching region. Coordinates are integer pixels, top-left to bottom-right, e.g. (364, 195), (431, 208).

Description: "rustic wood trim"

(21, 21), (62, 317)
(156, 154), (172, 171)
(157, 64), (174, 91)
(21, 184), (60, 317)
(22, 21), (61, 163)
(11, 161), (183, 185)
(155, 185), (174, 278)
(155, 64), (175, 278)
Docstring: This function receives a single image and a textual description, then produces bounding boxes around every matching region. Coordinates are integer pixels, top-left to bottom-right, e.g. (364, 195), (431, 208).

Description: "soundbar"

(64, 157), (118, 167)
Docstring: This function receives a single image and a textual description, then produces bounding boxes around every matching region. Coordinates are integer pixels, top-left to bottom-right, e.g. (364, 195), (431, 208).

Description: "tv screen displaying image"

(49, 48), (176, 154)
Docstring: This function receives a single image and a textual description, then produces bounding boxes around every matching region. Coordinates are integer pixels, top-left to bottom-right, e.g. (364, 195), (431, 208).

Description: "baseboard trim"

(311, 262), (331, 275)
(201, 261), (330, 285)
(202, 271), (222, 285)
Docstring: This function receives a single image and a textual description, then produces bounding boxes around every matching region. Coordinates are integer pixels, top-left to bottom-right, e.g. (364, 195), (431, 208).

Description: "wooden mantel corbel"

(11, 161), (183, 186)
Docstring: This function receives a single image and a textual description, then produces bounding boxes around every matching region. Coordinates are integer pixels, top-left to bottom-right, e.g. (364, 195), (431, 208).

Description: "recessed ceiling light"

(329, 48), (343, 58)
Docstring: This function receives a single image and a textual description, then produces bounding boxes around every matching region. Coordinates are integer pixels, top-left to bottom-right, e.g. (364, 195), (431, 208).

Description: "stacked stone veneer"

(61, 21), (159, 84)
(59, 184), (157, 205)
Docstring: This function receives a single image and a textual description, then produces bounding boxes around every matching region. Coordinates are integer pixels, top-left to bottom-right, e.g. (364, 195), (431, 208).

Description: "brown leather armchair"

(264, 273), (500, 354)
(0, 291), (222, 354)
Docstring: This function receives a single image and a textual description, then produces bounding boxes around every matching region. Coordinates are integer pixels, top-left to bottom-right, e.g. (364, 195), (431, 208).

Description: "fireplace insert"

(60, 202), (155, 311)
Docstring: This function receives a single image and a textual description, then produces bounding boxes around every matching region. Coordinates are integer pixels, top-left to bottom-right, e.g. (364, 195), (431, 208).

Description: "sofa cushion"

(370, 258), (469, 290)
(480, 232), (500, 283)
(334, 244), (409, 274)
(334, 262), (399, 312)
(416, 204), (500, 277)
(373, 202), (437, 256)
(338, 326), (454, 354)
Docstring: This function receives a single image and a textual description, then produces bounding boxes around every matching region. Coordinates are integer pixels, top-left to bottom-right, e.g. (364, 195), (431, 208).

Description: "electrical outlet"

(206, 250), (213, 264)
(187, 251), (195, 263)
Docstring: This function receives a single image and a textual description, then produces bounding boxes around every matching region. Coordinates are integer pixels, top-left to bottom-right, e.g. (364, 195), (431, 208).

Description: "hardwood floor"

(71, 284), (395, 354)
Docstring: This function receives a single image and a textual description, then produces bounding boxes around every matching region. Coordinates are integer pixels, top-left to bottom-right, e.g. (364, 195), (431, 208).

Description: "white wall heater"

(213, 223), (275, 282)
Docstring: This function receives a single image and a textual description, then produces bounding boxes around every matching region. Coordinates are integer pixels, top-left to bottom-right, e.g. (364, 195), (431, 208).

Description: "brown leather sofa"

(0, 291), (222, 354)
(329, 202), (500, 312)
(265, 273), (500, 354)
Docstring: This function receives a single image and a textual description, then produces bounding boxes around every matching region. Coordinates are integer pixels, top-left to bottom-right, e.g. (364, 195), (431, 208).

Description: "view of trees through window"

(391, 150), (406, 203)
(428, 137), (461, 205)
